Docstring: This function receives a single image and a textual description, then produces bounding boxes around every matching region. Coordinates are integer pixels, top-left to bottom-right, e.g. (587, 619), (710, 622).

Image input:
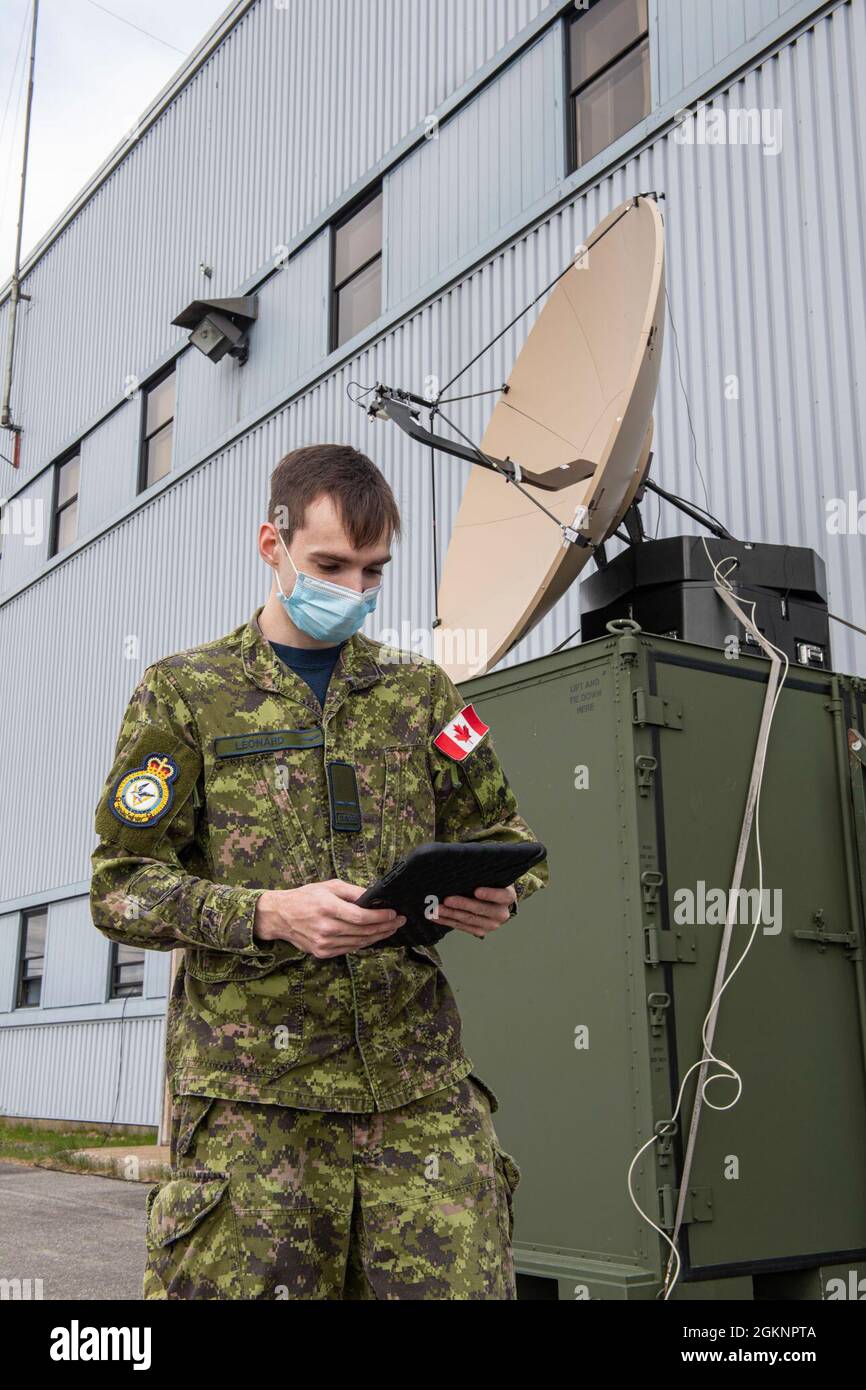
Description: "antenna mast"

(1, 0), (40, 468)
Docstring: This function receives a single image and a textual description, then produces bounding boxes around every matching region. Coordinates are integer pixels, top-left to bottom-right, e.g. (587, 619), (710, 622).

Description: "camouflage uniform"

(90, 606), (548, 1299)
(146, 1074), (522, 1299)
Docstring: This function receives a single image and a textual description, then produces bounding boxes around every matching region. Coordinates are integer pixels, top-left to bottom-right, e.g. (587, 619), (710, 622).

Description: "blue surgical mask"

(274, 531), (382, 643)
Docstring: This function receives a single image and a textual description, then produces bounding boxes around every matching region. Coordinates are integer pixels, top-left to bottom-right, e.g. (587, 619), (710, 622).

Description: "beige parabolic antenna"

(435, 194), (665, 682)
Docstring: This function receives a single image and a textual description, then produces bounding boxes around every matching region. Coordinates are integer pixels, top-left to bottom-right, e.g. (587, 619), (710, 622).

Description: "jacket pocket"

(377, 741), (437, 871)
(125, 862), (178, 911)
(174, 955), (307, 1077)
(144, 1169), (241, 1300)
(204, 750), (321, 890)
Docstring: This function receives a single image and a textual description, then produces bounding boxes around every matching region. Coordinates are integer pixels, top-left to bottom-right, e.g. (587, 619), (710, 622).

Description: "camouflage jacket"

(89, 607), (549, 1112)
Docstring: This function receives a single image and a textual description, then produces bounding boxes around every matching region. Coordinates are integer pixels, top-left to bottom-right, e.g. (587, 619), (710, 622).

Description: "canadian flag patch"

(433, 703), (490, 761)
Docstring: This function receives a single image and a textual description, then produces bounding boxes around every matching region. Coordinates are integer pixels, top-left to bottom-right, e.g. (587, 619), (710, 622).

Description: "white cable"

(626, 535), (789, 1299)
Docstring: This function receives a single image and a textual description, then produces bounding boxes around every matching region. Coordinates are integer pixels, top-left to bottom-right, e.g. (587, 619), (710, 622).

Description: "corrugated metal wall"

(654, 0), (812, 107)
(0, 0), (555, 490)
(651, 0), (866, 657)
(1, 0), (861, 1124)
(77, 402), (141, 538)
(0, 1014), (165, 1125)
(0, 0), (826, 496)
(385, 25), (565, 308)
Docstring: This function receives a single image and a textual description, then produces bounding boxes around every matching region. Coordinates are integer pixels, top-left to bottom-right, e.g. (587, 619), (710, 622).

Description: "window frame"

(137, 364), (177, 494)
(564, 0), (651, 176)
(48, 448), (81, 559)
(108, 940), (145, 1000)
(329, 185), (384, 353)
(16, 908), (47, 1010)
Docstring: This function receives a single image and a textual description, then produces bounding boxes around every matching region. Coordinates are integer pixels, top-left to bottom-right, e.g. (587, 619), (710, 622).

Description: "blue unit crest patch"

(111, 754), (180, 827)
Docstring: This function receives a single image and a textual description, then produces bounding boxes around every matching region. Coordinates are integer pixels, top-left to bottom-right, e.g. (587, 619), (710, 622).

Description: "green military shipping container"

(442, 621), (866, 1301)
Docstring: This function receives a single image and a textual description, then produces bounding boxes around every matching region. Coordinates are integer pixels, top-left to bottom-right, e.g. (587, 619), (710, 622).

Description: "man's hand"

(432, 884), (517, 939)
(254, 881), (406, 959)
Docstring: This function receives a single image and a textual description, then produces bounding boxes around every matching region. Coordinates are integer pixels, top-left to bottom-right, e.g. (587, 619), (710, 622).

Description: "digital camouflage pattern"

(144, 1072), (521, 1299)
(90, 606), (549, 1112)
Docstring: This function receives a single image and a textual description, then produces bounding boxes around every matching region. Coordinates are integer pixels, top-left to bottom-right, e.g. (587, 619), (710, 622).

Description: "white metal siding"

(77, 401), (141, 539)
(0, 1015), (165, 1125)
(144, 950), (172, 1002)
(172, 230), (331, 473)
(386, 26), (564, 308)
(0, 0), (556, 490)
(654, 0), (815, 108)
(0, 473), (53, 595)
(41, 897), (108, 1010)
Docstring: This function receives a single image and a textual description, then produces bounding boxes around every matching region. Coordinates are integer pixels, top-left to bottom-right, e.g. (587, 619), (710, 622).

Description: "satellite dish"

(434, 195), (665, 681)
(605, 417), (653, 542)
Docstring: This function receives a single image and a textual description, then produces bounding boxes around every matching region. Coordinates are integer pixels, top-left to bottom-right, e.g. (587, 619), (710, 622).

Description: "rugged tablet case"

(357, 839), (547, 947)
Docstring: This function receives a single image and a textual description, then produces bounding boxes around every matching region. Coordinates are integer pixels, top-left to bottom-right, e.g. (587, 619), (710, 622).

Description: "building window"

(140, 368), (175, 490)
(331, 189), (383, 350)
(17, 909), (46, 1008)
(51, 452), (80, 556)
(567, 0), (650, 173)
(110, 942), (145, 999)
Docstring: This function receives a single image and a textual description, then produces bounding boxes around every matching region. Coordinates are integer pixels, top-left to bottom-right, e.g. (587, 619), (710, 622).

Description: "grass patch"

(0, 1120), (157, 1168)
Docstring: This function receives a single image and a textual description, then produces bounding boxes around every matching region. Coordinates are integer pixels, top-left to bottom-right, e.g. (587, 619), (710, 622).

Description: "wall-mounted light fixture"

(171, 295), (258, 365)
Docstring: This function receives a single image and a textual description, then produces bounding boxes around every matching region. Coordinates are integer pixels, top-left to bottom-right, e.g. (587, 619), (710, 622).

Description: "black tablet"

(356, 839), (547, 947)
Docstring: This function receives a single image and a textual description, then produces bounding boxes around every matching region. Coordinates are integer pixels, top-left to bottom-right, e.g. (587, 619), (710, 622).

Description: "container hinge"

(657, 1184), (714, 1229)
(633, 689), (683, 729)
(645, 926), (697, 966)
(793, 908), (858, 955)
(635, 754), (658, 796)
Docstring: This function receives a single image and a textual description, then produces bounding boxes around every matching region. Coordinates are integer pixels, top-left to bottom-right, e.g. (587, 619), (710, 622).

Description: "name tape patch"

(213, 728), (325, 759)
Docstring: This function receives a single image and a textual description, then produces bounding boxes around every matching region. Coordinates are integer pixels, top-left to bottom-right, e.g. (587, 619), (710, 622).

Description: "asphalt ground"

(0, 1161), (147, 1300)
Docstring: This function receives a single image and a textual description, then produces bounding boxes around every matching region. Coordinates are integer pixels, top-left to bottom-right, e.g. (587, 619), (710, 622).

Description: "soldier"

(90, 443), (549, 1300)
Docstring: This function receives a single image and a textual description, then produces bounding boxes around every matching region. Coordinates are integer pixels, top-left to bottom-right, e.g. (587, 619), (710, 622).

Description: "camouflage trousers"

(143, 1074), (521, 1300)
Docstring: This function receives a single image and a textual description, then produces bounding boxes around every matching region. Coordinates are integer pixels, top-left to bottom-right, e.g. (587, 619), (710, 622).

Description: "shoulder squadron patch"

(433, 703), (490, 762)
(110, 754), (180, 827)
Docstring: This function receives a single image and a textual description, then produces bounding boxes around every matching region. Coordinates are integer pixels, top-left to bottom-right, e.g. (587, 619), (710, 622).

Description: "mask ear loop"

(275, 527), (383, 602)
(274, 529), (299, 599)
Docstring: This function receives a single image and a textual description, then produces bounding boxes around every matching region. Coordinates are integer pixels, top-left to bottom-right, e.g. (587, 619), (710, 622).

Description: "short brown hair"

(268, 444), (402, 549)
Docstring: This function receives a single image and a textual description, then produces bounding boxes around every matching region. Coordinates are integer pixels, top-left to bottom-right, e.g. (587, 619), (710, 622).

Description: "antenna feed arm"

(368, 385), (596, 493)
(369, 387), (519, 478)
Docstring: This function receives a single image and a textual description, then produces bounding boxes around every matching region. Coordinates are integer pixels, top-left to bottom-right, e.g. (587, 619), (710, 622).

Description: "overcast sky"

(0, 0), (234, 285)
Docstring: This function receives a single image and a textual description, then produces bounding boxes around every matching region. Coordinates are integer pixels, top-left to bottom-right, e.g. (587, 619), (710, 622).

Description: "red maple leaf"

(453, 722), (472, 743)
